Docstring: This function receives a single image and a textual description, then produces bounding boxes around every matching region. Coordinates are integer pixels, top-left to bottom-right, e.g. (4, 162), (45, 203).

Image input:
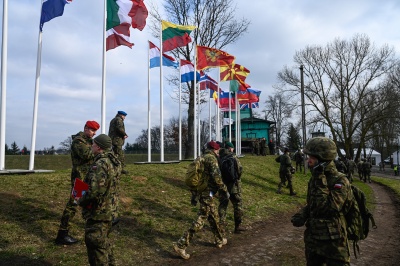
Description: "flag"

(213, 90), (234, 108)
(237, 88), (261, 103)
(149, 41), (179, 69)
(40, 0), (72, 32)
(220, 63), (250, 84)
(180, 60), (200, 82)
(199, 73), (220, 91)
(106, 0), (148, 51)
(197, 46), (235, 70)
(223, 118), (234, 126)
(162, 20), (196, 52)
(240, 102), (259, 109)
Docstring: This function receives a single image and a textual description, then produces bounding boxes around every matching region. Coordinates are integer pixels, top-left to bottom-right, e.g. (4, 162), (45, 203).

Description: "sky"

(1, 0), (400, 151)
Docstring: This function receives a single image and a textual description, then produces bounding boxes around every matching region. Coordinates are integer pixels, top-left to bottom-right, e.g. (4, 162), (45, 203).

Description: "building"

(221, 108), (275, 153)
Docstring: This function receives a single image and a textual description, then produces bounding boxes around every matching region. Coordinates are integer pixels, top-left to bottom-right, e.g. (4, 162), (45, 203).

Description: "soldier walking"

(275, 148), (296, 196)
(108, 111), (128, 174)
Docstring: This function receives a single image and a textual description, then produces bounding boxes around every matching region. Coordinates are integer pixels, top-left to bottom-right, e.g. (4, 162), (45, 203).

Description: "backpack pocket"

(310, 218), (343, 240)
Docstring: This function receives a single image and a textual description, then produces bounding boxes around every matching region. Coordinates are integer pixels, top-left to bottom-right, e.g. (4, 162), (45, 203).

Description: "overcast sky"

(1, 0), (400, 150)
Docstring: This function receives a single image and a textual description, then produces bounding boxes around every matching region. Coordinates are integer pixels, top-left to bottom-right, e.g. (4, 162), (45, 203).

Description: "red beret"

(207, 141), (220, 150)
(85, 120), (100, 130)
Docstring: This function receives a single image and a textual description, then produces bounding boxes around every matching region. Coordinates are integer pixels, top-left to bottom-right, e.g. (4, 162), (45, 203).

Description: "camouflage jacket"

(200, 149), (227, 197)
(362, 161), (372, 173)
(78, 151), (120, 221)
(108, 115), (127, 146)
(70, 131), (94, 178)
(297, 161), (352, 260)
(279, 153), (292, 173)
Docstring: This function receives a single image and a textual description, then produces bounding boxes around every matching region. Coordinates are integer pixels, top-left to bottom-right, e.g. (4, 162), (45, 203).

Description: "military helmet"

(303, 137), (337, 161)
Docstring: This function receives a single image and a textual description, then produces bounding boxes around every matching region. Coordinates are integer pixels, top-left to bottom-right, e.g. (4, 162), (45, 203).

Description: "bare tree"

(263, 92), (293, 148)
(277, 34), (399, 159)
(148, 0), (250, 158)
(59, 136), (72, 153)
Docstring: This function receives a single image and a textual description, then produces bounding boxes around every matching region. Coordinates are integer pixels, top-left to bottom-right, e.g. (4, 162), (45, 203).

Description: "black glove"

(190, 191), (198, 206)
(291, 213), (305, 227)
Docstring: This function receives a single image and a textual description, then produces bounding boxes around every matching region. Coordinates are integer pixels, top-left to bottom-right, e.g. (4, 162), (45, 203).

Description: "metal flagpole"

(179, 60), (182, 160)
(193, 45), (197, 158)
(160, 23), (164, 161)
(101, 0), (107, 134)
(0, 0), (8, 170)
(147, 41), (151, 162)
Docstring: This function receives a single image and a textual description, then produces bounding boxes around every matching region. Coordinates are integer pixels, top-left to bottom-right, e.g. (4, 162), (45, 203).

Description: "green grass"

(0, 155), (397, 265)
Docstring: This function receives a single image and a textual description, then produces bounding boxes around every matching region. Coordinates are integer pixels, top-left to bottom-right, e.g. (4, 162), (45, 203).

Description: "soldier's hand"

(291, 213), (305, 227)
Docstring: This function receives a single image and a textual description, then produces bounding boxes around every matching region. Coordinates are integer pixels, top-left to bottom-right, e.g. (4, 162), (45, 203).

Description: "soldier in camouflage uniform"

(78, 134), (120, 266)
(362, 158), (372, 183)
(173, 141), (229, 260)
(276, 148), (296, 195)
(218, 142), (245, 234)
(346, 157), (356, 183)
(291, 137), (353, 265)
(55, 120), (100, 245)
(108, 111), (128, 174)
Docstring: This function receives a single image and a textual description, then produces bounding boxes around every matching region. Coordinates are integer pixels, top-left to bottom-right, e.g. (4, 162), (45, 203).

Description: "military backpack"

(344, 184), (377, 258)
(220, 154), (238, 183)
(185, 156), (207, 192)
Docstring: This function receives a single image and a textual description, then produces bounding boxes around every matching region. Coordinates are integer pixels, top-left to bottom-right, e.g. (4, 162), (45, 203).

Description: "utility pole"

(300, 65), (307, 174)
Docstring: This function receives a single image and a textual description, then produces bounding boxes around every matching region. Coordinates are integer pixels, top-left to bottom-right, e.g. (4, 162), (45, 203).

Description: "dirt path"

(165, 180), (400, 266)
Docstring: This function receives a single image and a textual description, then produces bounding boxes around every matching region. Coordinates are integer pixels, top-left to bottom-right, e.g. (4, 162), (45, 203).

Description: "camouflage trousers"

(177, 196), (224, 249)
(218, 182), (243, 228)
(112, 144), (125, 168)
(111, 188), (120, 221)
(278, 171), (293, 191)
(362, 172), (371, 182)
(84, 219), (115, 266)
(59, 176), (78, 231)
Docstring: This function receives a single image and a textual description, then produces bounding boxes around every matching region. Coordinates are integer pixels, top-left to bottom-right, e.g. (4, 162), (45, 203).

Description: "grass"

(0, 154), (397, 265)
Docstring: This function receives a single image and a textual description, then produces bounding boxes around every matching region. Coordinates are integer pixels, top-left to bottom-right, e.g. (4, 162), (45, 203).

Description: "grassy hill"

(0, 154), (380, 265)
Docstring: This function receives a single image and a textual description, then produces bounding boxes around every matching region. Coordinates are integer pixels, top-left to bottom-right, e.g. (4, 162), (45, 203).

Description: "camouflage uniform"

(175, 149), (228, 250)
(362, 160), (372, 183)
(292, 137), (353, 265)
(78, 151), (120, 266)
(108, 114), (127, 169)
(294, 150), (304, 172)
(276, 151), (296, 195)
(260, 138), (267, 156)
(59, 131), (94, 232)
(346, 159), (356, 183)
(357, 160), (363, 180)
(218, 148), (244, 233)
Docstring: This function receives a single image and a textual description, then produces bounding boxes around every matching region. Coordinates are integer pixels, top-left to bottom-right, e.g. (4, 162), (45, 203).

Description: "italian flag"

(106, 0), (148, 51)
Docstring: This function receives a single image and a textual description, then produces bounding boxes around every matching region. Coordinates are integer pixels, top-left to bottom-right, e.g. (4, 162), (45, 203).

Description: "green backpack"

(344, 184), (377, 258)
(185, 156), (207, 192)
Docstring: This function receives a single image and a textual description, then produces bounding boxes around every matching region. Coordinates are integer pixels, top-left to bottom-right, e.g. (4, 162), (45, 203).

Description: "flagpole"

(208, 89), (211, 142)
(178, 60), (182, 161)
(193, 45), (197, 158)
(147, 41), (151, 162)
(217, 68), (221, 141)
(101, 0), (107, 134)
(159, 22), (164, 161)
(197, 72), (201, 156)
(0, 0), (8, 170)
(228, 88), (232, 142)
(29, 2), (45, 171)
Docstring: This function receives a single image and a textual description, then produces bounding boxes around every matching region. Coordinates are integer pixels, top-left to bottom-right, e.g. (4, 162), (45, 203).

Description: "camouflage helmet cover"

(303, 137), (337, 161)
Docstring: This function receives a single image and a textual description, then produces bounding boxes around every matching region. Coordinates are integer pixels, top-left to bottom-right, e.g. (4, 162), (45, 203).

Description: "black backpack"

(220, 154), (238, 183)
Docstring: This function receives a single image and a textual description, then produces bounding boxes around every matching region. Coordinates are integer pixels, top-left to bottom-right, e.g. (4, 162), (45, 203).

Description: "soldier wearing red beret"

(55, 120), (100, 245)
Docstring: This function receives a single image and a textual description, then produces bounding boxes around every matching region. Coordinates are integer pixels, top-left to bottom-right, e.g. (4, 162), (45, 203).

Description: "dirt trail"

(165, 179), (400, 266)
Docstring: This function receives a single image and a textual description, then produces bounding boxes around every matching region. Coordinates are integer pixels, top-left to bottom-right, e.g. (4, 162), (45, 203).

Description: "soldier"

(268, 139), (275, 155)
(357, 159), (364, 180)
(275, 148), (296, 196)
(108, 110), (129, 174)
(334, 157), (347, 174)
(55, 120), (100, 245)
(254, 139), (260, 156)
(362, 158), (372, 183)
(346, 156), (356, 183)
(294, 149), (304, 172)
(260, 137), (267, 156)
(218, 142), (245, 234)
(173, 141), (228, 260)
(78, 134), (120, 265)
(291, 137), (353, 265)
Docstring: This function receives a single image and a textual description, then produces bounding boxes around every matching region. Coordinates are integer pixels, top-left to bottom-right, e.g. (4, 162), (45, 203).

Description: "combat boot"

(216, 238), (227, 248)
(55, 230), (78, 245)
(234, 223), (247, 234)
(173, 243), (190, 259)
